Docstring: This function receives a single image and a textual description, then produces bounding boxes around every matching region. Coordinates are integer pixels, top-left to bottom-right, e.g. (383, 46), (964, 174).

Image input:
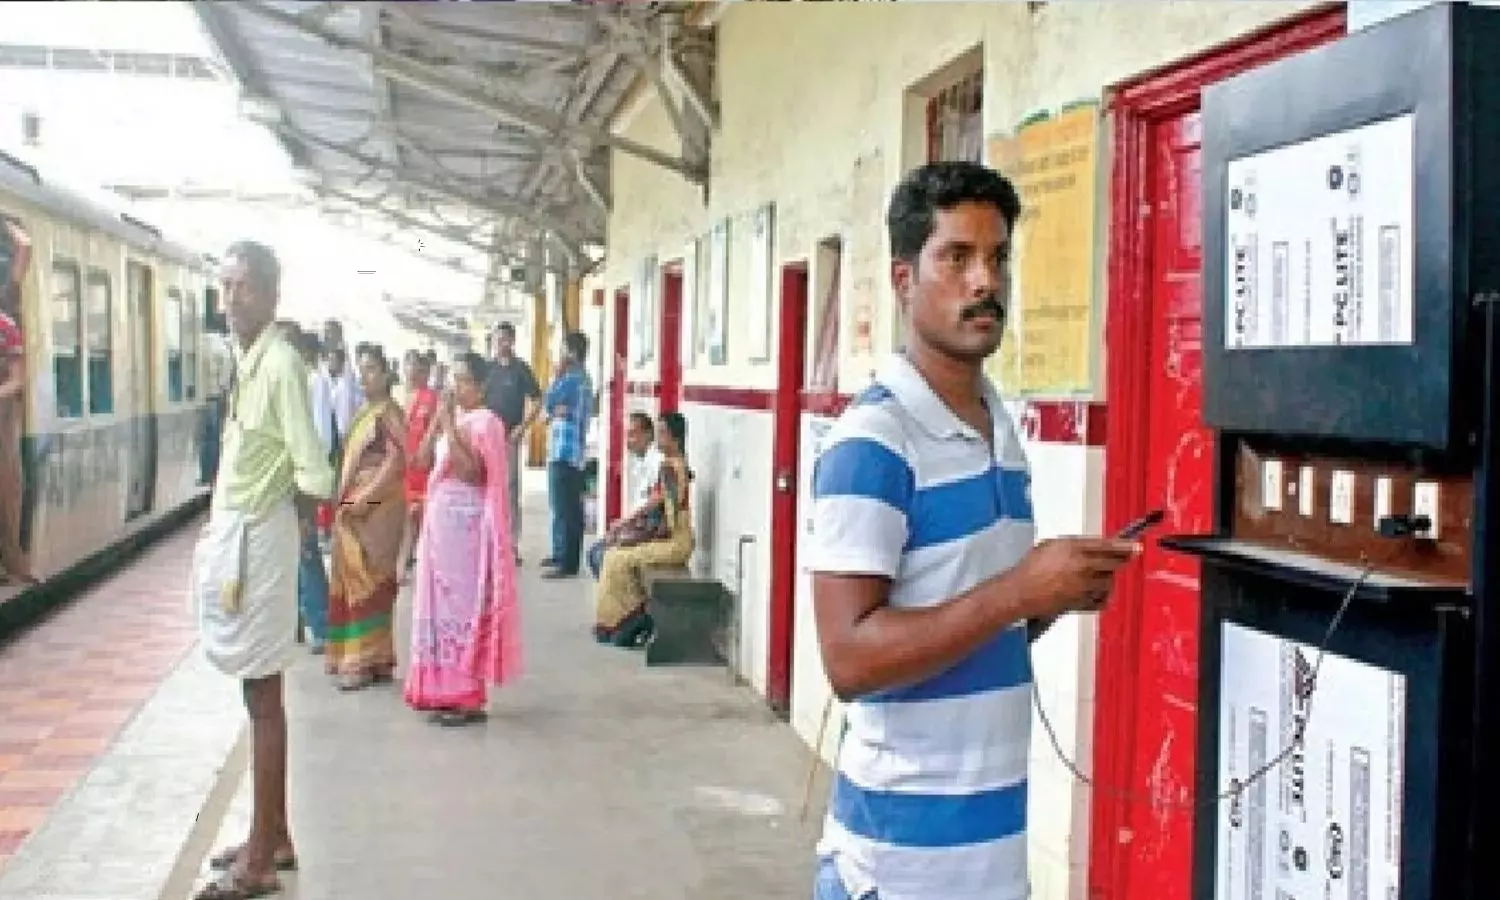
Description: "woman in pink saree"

(403, 352), (522, 726)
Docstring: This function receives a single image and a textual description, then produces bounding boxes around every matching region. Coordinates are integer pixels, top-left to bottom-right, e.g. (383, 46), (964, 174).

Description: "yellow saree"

(326, 399), (407, 687)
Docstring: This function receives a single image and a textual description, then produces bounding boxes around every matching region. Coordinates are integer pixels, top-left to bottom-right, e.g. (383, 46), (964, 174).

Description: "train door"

(125, 261), (155, 519)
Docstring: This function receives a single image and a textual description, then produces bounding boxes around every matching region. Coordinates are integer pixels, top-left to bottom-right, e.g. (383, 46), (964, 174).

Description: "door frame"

(1089, 5), (1347, 896)
(767, 259), (810, 717)
(659, 265), (684, 416)
(606, 287), (630, 526)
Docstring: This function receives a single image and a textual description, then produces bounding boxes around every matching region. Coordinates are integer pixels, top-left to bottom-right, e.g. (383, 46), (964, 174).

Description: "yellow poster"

(986, 103), (1100, 396)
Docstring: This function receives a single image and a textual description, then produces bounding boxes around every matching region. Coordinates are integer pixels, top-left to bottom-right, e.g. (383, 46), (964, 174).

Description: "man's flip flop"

(193, 868), (282, 900)
(208, 846), (297, 872)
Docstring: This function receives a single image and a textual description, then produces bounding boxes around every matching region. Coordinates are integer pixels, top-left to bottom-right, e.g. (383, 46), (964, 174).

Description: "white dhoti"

(192, 498), (299, 680)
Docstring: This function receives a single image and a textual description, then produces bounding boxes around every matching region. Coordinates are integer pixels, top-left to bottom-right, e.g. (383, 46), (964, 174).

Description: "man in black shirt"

(482, 321), (541, 562)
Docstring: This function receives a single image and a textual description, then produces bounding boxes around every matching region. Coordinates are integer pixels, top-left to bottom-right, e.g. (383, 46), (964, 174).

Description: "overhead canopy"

(195, 0), (717, 286)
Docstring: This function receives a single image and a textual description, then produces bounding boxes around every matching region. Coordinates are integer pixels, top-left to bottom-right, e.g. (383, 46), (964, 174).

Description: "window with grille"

(52, 261), (83, 419)
(86, 270), (113, 415)
(926, 69), (984, 163)
(166, 288), (183, 402)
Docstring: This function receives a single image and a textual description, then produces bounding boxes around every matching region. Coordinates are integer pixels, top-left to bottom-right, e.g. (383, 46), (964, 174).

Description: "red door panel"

(768, 264), (809, 716)
(1113, 111), (1215, 900)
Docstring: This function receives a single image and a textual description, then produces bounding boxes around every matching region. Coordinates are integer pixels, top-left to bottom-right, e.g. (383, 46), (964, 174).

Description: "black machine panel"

(1200, 3), (1500, 452)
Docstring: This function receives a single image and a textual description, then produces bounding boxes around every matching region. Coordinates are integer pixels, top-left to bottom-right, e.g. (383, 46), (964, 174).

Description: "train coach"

(0, 149), (215, 614)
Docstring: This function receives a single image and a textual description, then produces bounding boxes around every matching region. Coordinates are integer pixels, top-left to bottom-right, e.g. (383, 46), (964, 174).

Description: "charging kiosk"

(1164, 5), (1500, 898)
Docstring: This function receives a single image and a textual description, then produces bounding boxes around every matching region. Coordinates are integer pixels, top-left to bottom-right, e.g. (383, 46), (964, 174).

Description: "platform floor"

(0, 474), (823, 900)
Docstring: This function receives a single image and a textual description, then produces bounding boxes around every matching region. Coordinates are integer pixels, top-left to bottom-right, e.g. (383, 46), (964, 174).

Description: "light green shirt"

(214, 325), (335, 516)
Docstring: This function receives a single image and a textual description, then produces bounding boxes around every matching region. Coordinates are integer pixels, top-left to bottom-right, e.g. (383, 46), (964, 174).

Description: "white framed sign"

(706, 220), (729, 366)
(634, 255), (657, 368)
(1215, 621), (1405, 900)
(1225, 113), (1415, 350)
(747, 203), (775, 363)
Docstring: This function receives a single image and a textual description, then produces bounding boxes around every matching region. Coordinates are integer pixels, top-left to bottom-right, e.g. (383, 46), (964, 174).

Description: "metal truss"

(235, 0), (711, 184)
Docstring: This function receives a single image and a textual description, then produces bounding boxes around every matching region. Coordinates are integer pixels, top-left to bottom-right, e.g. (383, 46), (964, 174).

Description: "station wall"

(592, 2), (1325, 896)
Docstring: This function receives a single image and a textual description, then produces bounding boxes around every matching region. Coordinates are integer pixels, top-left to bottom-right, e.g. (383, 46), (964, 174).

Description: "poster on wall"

(748, 204), (775, 362)
(985, 103), (1100, 396)
(706, 219), (729, 366)
(1216, 622), (1405, 900)
(634, 255), (658, 368)
(1224, 113), (1415, 350)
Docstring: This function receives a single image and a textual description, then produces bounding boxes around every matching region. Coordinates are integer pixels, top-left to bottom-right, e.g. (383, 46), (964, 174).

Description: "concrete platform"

(4, 474), (824, 900)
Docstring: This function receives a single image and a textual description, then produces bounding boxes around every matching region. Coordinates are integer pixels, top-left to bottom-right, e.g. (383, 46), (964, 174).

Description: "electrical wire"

(1031, 558), (1374, 810)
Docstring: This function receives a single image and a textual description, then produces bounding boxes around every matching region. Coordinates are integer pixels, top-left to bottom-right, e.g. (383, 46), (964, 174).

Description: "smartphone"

(1117, 509), (1165, 540)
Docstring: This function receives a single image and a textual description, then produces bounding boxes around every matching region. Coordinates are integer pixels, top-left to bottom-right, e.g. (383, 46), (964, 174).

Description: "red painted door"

(1118, 111), (1216, 900)
(767, 263), (809, 717)
(659, 270), (683, 415)
(606, 289), (630, 525)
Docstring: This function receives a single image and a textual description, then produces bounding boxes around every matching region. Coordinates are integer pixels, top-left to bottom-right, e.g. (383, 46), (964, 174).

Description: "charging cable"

(1032, 556), (1371, 810)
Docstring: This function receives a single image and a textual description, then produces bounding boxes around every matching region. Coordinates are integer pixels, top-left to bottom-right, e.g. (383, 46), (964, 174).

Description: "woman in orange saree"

(403, 352), (522, 727)
(326, 346), (407, 691)
(400, 349), (438, 576)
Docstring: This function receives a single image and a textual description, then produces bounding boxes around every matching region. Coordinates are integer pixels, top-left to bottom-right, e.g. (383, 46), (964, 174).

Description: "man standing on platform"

(540, 330), (592, 579)
(808, 162), (1139, 900)
(193, 241), (333, 900)
(482, 321), (541, 564)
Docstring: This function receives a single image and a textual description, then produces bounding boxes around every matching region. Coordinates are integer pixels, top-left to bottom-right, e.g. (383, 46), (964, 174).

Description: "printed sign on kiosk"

(1158, 4), (1500, 899)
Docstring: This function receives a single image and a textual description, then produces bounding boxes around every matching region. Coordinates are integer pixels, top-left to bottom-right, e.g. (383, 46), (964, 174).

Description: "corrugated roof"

(194, 0), (714, 290)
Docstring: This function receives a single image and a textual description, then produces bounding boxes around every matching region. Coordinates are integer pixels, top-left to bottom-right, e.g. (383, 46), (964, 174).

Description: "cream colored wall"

(602, 2), (1327, 896)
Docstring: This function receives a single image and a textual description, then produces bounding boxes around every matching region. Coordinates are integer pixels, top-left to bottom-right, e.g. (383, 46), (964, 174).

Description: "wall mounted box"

(1201, 2), (1500, 453)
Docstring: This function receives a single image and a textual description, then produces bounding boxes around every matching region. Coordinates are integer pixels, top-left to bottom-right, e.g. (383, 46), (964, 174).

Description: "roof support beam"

(283, 123), (589, 263)
(237, 0), (706, 185)
(318, 187), (508, 264)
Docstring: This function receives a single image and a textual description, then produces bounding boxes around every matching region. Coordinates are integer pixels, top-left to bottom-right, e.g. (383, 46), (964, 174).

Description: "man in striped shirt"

(809, 161), (1140, 900)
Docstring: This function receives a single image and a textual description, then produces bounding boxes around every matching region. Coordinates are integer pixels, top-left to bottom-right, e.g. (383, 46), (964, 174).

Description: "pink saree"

(402, 407), (522, 712)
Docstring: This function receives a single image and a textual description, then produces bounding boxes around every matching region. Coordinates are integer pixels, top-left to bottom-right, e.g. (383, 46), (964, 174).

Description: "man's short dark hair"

(565, 330), (589, 362)
(886, 161), (1022, 263)
(496, 321), (516, 337)
(628, 411), (654, 435)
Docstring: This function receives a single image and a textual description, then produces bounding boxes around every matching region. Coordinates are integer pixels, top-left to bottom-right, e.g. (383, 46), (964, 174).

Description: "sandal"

(208, 845), (297, 872)
(337, 673), (373, 692)
(194, 867), (281, 899)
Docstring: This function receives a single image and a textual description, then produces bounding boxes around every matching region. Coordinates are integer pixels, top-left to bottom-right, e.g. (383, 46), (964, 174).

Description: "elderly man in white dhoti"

(192, 241), (334, 900)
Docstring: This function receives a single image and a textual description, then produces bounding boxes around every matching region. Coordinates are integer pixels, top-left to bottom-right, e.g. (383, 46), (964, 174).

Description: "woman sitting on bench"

(593, 412), (694, 647)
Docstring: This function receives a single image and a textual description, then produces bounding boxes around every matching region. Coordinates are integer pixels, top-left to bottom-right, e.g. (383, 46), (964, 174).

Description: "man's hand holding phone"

(1013, 536), (1140, 618)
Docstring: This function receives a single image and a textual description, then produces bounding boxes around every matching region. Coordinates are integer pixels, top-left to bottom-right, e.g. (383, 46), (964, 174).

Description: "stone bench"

(641, 566), (731, 667)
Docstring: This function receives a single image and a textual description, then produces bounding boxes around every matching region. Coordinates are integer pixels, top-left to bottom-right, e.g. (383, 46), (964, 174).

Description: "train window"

(165, 288), (183, 402)
(182, 291), (199, 401)
(51, 261), (82, 419)
(85, 270), (113, 415)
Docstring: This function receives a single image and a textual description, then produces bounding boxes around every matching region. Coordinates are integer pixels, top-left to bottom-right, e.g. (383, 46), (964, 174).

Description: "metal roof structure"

(194, 0), (716, 297)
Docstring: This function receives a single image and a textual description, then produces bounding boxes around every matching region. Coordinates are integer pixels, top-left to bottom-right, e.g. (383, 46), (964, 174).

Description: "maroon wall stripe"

(622, 380), (1106, 446)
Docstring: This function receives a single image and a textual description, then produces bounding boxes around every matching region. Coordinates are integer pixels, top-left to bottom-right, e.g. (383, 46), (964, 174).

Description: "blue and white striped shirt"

(809, 353), (1037, 900)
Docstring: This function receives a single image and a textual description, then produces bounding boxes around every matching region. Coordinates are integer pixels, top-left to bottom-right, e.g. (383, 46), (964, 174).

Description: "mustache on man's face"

(960, 295), (1006, 321)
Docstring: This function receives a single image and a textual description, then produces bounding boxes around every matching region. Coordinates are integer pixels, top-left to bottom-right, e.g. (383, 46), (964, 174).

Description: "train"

(0, 148), (216, 617)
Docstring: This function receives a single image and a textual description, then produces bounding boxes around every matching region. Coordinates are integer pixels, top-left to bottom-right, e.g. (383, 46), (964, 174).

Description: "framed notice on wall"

(986, 102), (1101, 396)
(634, 255), (657, 368)
(706, 219), (729, 366)
(747, 204), (775, 362)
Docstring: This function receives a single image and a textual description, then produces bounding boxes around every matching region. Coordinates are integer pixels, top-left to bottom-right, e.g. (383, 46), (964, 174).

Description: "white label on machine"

(1216, 622), (1406, 900)
(1225, 114), (1415, 349)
